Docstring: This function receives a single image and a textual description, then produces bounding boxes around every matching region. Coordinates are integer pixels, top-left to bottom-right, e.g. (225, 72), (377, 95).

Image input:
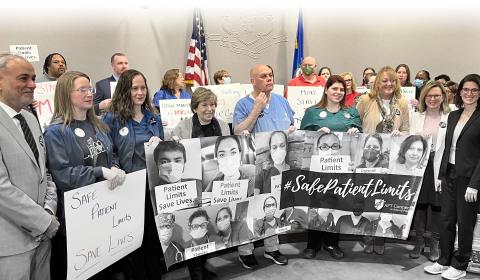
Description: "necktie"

(14, 114), (39, 164)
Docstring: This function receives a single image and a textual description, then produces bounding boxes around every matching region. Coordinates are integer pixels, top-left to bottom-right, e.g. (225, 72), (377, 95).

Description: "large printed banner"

(145, 131), (431, 268)
(286, 86), (324, 127)
(192, 83), (247, 123)
(64, 170), (146, 280)
(34, 81), (56, 131)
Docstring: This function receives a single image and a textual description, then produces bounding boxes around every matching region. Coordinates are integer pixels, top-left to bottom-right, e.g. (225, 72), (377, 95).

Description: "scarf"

(191, 113), (223, 138)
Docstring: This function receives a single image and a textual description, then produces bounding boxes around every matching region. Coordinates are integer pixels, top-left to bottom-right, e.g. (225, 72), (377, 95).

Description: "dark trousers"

(438, 164), (480, 270)
(306, 230), (339, 249)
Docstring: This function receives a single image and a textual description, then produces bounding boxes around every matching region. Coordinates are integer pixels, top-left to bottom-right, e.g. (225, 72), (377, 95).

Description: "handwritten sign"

(110, 82), (117, 97)
(158, 99), (193, 129)
(241, 84), (285, 96)
(9, 44), (39, 61)
(401, 87), (416, 110)
(64, 170), (146, 280)
(287, 86), (324, 127)
(192, 84), (246, 123)
(211, 179), (248, 205)
(185, 242), (216, 259)
(155, 180), (198, 213)
(270, 175), (282, 196)
(34, 81), (57, 131)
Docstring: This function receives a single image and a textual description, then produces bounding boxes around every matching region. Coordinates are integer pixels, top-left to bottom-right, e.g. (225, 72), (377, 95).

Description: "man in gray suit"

(0, 53), (59, 279)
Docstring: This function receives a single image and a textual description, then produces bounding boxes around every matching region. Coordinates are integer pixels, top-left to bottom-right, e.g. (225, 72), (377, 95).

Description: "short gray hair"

(0, 53), (24, 70)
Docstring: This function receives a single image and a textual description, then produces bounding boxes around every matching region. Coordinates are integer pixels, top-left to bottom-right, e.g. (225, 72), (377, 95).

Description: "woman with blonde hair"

(44, 71), (126, 279)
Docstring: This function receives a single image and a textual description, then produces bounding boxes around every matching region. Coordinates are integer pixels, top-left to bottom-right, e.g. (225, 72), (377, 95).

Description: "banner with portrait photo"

(34, 81), (57, 131)
(63, 170), (146, 280)
(280, 132), (431, 239)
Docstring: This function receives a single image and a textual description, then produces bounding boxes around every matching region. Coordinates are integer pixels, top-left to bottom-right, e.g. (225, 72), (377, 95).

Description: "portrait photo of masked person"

(156, 213), (184, 267)
(355, 133), (389, 171)
(152, 141), (202, 213)
(205, 136), (255, 196)
(184, 209), (220, 248)
(214, 206), (254, 248)
(253, 196), (282, 238)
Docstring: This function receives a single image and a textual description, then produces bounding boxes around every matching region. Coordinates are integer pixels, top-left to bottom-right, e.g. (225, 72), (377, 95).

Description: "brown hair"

(190, 87), (218, 113)
(314, 75), (347, 109)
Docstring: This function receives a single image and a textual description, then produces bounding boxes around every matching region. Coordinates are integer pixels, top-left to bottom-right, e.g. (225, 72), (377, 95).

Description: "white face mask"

(265, 207), (276, 219)
(217, 154), (241, 177)
(271, 148), (286, 165)
(190, 228), (208, 240)
(223, 77), (231, 84)
(159, 228), (173, 244)
(217, 219), (231, 232)
(159, 162), (184, 183)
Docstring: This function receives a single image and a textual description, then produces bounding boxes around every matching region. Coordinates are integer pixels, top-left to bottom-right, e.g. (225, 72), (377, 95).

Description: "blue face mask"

(414, 79), (424, 88)
(222, 77), (231, 84)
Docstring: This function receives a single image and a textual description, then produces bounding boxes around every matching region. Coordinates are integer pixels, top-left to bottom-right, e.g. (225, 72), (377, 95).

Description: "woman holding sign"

(44, 71), (127, 280)
(425, 74), (480, 280)
(102, 69), (165, 279)
(172, 87), (230, 139)
(300, 75), (361, 260)
(408, 81), (450, 261)
(153, 69), (191, 114)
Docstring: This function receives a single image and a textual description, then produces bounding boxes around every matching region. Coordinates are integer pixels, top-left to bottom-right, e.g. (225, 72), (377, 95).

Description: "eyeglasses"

(73, 87), (95, 95)
(364, 145), (380, 151)
(264, 203), (277, 208)
(190, 221), (208, 230)
(461, 88), (480, 95)
(318, 143), (341, 151)
(425, 95), (443, 99)
(344, 79), (353, 82)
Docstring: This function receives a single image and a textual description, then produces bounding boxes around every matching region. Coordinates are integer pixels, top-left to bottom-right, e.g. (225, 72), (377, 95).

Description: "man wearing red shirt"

(287, 56), (326, 98)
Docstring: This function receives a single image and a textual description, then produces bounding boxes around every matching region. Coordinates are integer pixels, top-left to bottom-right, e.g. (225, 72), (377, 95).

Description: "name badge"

(344, 112), (351, 119)
(119, 127), (129, 136)
(74, 128), (85, 138)
(439, 121), (446, 128)
(319, 111), (327, 119)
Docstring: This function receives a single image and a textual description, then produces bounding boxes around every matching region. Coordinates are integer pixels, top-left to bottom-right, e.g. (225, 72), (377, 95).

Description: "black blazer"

(94, 75), (116, 114)
(438, 108), (480, 188)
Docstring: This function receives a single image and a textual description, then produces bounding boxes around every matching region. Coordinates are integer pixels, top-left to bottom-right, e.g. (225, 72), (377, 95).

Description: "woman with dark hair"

(214, 207), (253, 248)
(445, 81), (459, 109)
(391, 135), (428, 175)
(301, 75), (361, 133)
(44, 71), (126, 280)
(362, 67), (375, 86)
(425, 74), (480, 280)
(395, 64), (413, 87)
(102, 69), (164, 279)
(172, 87), (230, 139)
(408, 81), (450, 261)
(153, 69), (191, 112)
(319, 66), (331, 82)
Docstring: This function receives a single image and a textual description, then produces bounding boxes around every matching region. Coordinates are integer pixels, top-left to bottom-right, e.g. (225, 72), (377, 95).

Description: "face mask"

(302, 65), (314, 76)
(217, 219), (231, 232)
(271, 148), (286, 165)
(159, 228), (173, 244)
(217, 154), (241, 177)
(414, 79), (424, 88)
(190, 228), (208, 240)
(363, 149), (380, 162)
(265, 207), (276, 219)
(159, 162), (184, 183)
(223, 77), (231, 84)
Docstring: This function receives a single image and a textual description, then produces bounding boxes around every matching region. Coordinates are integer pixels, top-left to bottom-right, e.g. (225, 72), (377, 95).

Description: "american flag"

(185, 8), (209, 86)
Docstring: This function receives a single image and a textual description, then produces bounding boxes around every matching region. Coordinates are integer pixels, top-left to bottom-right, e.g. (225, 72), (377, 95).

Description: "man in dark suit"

(0, 54), (59, 279)
(93, 53), (129, 114)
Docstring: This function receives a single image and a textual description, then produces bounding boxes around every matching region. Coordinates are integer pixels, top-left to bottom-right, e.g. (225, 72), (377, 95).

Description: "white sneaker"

(441, 266), (466, 280)
(424, 262), (448, 275)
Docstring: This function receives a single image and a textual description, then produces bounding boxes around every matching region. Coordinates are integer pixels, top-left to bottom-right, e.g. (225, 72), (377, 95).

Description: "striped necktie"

(14, 114), (39, 164)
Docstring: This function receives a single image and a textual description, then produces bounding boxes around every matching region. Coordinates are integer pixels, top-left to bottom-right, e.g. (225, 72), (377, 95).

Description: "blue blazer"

(94, 75), (116, 114)
(103, 110), (164, 173)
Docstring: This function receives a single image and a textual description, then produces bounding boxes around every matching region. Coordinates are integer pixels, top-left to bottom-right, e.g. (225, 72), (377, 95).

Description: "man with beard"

(37, 53), (67, 82)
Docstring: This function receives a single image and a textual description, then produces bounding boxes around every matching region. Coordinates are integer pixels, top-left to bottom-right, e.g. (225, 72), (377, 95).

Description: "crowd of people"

(1, 51), (479, 280)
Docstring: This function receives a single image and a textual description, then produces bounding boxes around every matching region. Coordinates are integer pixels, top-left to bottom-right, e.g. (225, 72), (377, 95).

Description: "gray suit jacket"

(0, 107), (57, 256)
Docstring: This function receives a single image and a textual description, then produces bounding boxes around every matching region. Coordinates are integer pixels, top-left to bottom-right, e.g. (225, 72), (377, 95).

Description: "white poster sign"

(211, 179), (249, 205)
(64, 169), (146, 280)
(287, 86), (324, 127)
(110, 82), (117, 97)
(9, 44), (39, 61)
(155, 180), (198, 213)
(34, 81), (57, 131)
(158, 99), (193, 129)
(401, 87), (416, 110)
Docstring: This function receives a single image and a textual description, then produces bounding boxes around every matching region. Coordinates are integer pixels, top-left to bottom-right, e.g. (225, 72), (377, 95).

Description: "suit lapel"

(459, 108), (480, 140)
(0, 108), (39, 169)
